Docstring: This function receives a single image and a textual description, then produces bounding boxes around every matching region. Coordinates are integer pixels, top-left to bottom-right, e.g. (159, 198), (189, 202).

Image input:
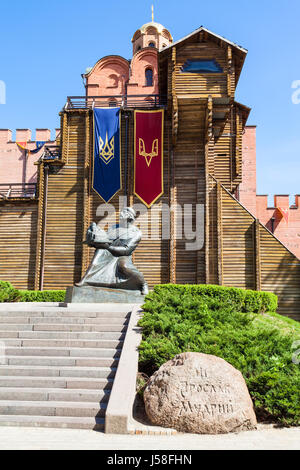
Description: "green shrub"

(17, 290), (66, 302)
(0, 281), (66, 303)
(0, 280), (20, 302)
(149, 284), (277, 314)
(138, 284), (300, 426)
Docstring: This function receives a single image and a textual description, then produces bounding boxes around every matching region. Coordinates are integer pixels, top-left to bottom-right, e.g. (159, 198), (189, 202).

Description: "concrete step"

(0, 415), (104, 430)
(0, 338), (123, 348)
(0, 324), (33, 331)
(0, 331), (125, 340)
(0, 316), (128, 325)
(0, 302), (135, 313)
(4, 346), (121, 357)
(0, 400), (106, 418)
(0, 376), (114, 390)
(0, 365), (117, 379)
(0, 387), (110, 403)
(0, 303), (132, 430)
(0, 310), (130, 318)
(5, 355), (119, 368)
(0, 323), (127, 332)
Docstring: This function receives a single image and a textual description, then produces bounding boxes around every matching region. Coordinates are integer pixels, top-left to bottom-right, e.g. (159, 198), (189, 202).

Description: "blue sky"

(0, 0), (299, 200)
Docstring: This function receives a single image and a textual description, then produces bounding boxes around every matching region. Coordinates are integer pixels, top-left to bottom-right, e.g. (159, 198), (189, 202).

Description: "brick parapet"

(0, 129), (56, 185)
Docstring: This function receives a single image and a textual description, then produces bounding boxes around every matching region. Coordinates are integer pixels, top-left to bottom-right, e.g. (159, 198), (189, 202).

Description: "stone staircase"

(0, 303), (134, 430)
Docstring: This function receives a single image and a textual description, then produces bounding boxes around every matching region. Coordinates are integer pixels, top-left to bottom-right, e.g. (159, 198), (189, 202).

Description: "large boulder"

(144, 352), (257, 434)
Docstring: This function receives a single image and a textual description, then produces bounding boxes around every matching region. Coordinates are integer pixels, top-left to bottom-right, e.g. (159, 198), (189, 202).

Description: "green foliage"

(17, 290), (66, 302)
(0, 280), (20, 302)
(150, 284), (278, 314)
(138, 284), (300, 426)
(0, 281), (66, 303)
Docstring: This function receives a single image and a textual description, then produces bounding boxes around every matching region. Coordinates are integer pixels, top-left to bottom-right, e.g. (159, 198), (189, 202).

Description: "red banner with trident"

(134, 110), (164, 208)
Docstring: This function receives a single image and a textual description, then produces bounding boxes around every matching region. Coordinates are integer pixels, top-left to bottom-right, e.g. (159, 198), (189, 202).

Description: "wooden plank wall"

(0, 202), (38, 289)
(172, 99), (206, 284)
(175, 42), (227, 98)
(212, 106), (243, 192)
(220, 185), (256, 290)
(42, 111), (85, 289)
(213, 119), (233, 191)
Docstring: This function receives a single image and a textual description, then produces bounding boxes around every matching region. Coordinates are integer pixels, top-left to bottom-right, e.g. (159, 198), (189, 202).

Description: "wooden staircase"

(207, 175), (300, 321)
(0, 303), (131, 429)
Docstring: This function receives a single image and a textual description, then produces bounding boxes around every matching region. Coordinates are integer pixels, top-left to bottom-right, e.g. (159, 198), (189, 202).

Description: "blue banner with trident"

(93, 108), (121, 202)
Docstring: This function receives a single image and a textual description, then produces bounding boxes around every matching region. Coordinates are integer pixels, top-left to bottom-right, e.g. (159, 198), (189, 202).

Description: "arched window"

(145, 68), (153, 87)
(148, 42), (155, 48)
(107, 74), (118, 88)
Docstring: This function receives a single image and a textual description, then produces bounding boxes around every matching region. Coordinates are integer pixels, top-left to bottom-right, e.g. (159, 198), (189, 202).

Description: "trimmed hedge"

(138, 284), (300, 426)
(150, 284), (278, 314)
(0, 281), (66, 302)
(17, 290), (66, 302)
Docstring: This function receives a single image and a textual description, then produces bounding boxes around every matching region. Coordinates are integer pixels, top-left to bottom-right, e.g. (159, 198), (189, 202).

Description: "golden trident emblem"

(139, 138), (158, 167)
(99, 133), (114, 164)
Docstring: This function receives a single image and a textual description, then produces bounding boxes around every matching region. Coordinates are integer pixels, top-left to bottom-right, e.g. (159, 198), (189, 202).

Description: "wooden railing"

(0, 183), (37, 199)
(65, 94), (167, 109)
(41, 145), (61, 160)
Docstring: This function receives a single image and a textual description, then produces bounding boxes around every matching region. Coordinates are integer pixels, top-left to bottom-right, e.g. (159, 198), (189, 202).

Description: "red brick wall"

(239, 126), (257, 217)
(86, 49), (158, 99)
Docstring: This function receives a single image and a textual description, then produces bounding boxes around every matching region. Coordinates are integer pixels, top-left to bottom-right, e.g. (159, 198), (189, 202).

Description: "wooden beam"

(171, 48), (178, 146)
(34, 163), (45, 290)
(217, 182), (223, 285)
(227, 46), (233, 98)
(170, 148), (176, 283)
(205, 97), (214, 284)
(81, 110), (91, 276)
(254, 219), (261, 291)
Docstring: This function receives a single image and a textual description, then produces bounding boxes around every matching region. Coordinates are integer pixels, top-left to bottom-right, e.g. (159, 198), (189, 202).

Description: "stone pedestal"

(65, 285), (145, 304)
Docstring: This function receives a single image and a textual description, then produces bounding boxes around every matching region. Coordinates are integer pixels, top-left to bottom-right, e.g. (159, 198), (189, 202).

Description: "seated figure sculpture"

(76, 207), (149, 295)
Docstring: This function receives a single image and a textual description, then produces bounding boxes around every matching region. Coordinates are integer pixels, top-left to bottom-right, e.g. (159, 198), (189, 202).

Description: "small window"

(162, 44), (167, 48)
(148, 42), (155, 48)
(181, 59), (223, 73)
(145, 68), (153, 87)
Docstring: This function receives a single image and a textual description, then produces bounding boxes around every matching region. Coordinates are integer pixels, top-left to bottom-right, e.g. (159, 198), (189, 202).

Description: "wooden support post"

(235, 110), (241, 176)
(39, 165), (49, 291)
(217, 182), (223, 285)
(227, 46), (233, 98)
(34, 163), (45, 290)
(81, 110), (91, 276)
(170, 148), (176, 284)
(61, 112), (68, 164)
(254, 219), (261, 291)
(171, 48), (178, 147)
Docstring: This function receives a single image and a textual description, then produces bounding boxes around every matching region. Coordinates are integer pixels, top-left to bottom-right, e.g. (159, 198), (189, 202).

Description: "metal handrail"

(65, 94), (167, 110)
(0, 183), (37, 199)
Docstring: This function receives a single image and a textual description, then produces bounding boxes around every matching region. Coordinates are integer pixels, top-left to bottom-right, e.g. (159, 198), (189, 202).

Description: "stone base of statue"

(65, 285), (145, 304)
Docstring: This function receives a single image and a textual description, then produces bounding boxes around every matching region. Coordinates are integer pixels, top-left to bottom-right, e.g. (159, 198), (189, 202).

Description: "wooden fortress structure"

(1, 24), (300, 320)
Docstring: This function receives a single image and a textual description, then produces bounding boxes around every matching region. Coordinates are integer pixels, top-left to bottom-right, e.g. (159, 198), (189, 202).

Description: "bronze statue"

(76, 207), (149, 295)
